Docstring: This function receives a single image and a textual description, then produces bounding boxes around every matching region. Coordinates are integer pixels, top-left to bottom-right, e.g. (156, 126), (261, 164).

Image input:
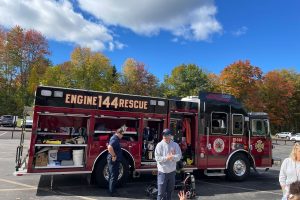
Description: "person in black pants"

(107, 128), (124, 196)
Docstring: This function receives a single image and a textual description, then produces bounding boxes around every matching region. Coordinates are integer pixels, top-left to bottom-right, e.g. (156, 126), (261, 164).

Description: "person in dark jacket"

(107, 127), (124, 196)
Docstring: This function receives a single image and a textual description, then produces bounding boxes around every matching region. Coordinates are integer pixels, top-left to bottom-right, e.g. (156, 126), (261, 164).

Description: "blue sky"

(0, 0), (299, 81)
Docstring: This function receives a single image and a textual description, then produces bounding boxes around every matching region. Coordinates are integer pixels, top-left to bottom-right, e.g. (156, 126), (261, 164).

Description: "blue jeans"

(107, 158), (120, 194)
(157, 171), (176, 200)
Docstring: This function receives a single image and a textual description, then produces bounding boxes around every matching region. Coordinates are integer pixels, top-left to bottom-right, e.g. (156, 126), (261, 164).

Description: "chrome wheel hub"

(233, 160), (246, 176)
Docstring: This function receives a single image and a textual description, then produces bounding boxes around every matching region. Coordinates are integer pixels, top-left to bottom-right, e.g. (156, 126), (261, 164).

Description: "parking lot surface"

(0, 131), (292, 200)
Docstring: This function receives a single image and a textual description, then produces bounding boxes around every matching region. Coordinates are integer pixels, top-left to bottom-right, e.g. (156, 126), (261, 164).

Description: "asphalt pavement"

(0, 131), (293, 200)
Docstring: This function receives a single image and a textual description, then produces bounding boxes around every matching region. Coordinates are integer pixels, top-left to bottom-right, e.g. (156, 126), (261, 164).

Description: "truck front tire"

(226, 153), (250, 181)
(95, 158), (129, 187)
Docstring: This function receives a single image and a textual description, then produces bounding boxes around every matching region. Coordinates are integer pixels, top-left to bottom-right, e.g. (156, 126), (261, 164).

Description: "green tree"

(70, 47), (116, 91)
(118, 58), (160, 96)
(162, 64), (209, 98)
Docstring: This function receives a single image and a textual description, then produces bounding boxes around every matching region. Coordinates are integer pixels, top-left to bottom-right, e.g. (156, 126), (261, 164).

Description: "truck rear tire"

(226, 153), (250, 181)
(95, 158), (129, 187)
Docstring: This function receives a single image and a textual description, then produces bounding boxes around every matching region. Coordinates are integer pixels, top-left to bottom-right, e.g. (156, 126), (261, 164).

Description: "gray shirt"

(155, 140), (182, 173)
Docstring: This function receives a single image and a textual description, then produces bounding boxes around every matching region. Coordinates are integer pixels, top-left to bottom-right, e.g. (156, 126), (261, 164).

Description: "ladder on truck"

(15, 106), (32, 173)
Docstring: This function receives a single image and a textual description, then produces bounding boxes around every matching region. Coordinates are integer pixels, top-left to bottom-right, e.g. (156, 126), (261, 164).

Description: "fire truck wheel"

(227, 153), (250, 181)
(95, 158), (129, 187)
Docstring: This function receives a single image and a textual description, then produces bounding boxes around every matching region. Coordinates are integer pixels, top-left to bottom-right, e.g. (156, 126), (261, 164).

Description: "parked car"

(290, 134), (300, 141)
(20, 116), (33, 128)
(275, 132), (293, 140)
(0, 115), (17, 127)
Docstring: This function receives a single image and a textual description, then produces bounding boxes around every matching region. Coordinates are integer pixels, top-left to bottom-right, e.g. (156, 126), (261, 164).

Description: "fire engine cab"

(15, 86), (272, 186)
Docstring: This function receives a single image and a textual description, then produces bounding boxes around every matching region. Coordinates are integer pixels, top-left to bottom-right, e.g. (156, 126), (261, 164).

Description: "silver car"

(290, 133), (300, 141)
(275, 132), (293, 140)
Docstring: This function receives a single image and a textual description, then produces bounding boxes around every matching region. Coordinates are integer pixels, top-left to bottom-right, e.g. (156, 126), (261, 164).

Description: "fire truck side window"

(211, 112), (228, 135)
(232, 114), (244, 135)
(94, 117), (139, 141)
(251, 119), (268, 136)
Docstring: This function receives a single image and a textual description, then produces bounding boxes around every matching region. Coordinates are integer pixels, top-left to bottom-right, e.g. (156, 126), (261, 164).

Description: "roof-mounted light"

(150, 100), (157, 105)
(158, 101), (165, 106)
(41, 90), (52, 96)
(54, 91), (63, 97)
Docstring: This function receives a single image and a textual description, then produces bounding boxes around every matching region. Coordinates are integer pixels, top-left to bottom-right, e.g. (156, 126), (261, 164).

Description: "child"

(289, 181), (300, 200)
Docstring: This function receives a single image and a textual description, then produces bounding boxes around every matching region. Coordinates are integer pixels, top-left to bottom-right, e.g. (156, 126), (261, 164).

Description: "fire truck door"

(249, 118), (272, 167)
(206, 112), (230, 168)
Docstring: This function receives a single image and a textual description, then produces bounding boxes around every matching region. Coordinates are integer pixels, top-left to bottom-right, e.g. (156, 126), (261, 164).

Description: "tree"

(162, 64), (210, 98)
(207, 73), (222, 93)
(28, 58), (51, 94)
(70, 47), (117, 91)
(5, 26), (49, 107)
(219, 60), (262, 101)
(118, 58), (160, 96)
(256, 70), (296, 131)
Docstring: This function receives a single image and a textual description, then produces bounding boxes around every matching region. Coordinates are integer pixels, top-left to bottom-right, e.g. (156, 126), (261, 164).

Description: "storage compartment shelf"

(37, 132), (70, 135)
(35, 144), (87, 147)
(94, 130), (137, 134)
(35, 165), (84, 169)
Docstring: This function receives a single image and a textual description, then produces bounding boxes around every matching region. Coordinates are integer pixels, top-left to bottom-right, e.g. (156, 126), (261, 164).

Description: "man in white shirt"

(155, 129), (182, 200)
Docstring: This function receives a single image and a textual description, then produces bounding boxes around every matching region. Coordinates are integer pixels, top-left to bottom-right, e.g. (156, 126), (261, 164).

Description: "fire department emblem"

(255, 140), (264, 152)
(213, 138), (225, 153)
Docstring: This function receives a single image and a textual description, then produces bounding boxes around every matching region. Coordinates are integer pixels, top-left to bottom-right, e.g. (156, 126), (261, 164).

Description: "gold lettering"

(124, 99), (129, 108)
(134, 100), (139, 108)
(111, 97), (118, 108)
(103, 96), (110, 108)
(144, 101), (148, 109)
(77, 95), (83, 104)
(83, 96), (87, 104)
(129, 100), (133, 108)
(71, 95), (77, 104)
(119, 99), (124, 107)
(138, 101), (143, 109)
(93, 97), (97, 105)
(98, 96), (102, 107)
(65, 94), (71, 103)
(86, 96), (93, 105)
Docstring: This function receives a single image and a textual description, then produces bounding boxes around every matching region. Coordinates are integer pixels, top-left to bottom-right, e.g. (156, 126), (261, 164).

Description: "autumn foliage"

(0, 26), (299, 133)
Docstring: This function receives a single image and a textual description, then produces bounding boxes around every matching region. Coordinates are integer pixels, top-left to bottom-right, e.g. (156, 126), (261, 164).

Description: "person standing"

(155, 129), (182, 200)
(279, 143), (300, 200)
(107, 128), (124, 196)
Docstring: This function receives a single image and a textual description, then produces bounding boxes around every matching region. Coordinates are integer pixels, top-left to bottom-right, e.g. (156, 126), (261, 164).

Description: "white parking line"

(0, 178), (98, 200)
(198, 180), (282, 196)
(0, 178), (36, 188)
(0, 132), (7, 137)
(0, 188), (37, 192)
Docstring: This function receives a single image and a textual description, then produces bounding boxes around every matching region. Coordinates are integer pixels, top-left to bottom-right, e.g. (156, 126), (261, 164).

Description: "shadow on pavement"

(35, 169), (281, 199)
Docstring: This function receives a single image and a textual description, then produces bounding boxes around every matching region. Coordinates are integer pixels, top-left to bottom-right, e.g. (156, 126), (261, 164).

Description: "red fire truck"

(15, 86), (273, 186)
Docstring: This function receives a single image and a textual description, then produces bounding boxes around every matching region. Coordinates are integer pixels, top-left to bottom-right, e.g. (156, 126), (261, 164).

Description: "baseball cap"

(162, 129), (172, 136)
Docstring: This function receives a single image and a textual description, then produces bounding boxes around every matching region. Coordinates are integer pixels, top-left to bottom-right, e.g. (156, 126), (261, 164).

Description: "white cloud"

(0, 0), (222, 52)
(0, 0), (124, 51)
(232, 26), (248, 37)
(78, 0), (222, 41)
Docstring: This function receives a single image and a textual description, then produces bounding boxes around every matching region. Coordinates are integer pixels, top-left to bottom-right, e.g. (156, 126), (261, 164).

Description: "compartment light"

(54, 91), (63, 97)
(41, 90), (52, 96)
(158, 101), (165, 106)
(150, 100), (157, 105)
